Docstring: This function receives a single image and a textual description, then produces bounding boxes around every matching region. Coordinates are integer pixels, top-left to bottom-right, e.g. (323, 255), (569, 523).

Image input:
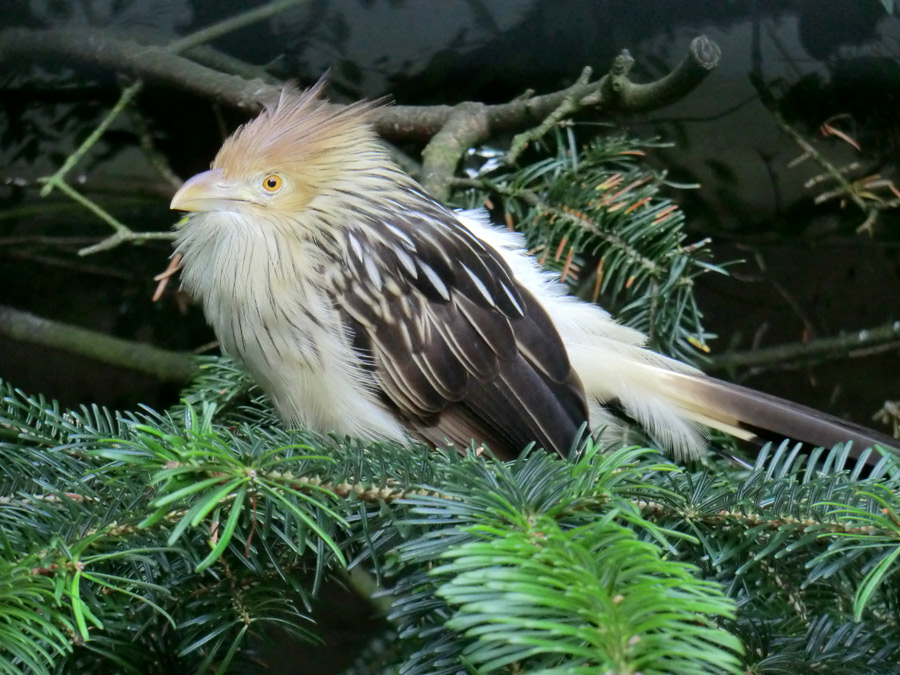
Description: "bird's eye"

(262, 174), (283, 193)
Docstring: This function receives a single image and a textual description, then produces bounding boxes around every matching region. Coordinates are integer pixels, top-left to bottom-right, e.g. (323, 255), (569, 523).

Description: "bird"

(169, 80), (899, 464)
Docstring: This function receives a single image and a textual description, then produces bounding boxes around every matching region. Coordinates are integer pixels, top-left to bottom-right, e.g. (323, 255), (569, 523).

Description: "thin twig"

(38, 81), (144, 200)
(79, 230), (177, 257)
(39, 175), (131, 235)
(507, 67), (592, 164)
(29, 0), (314, 257)
(773, 111), (881, 234)
(166, 0), (311, 53)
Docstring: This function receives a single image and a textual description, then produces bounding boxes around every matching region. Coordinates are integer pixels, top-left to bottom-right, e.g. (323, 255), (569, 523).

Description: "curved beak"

(171, 168), (247, 212)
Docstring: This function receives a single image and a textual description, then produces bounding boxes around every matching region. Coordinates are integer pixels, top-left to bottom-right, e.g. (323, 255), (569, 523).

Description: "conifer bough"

(170, 81), (899, 463)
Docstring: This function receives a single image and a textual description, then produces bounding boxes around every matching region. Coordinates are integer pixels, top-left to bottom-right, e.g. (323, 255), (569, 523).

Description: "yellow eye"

(262, 174), (283, 193)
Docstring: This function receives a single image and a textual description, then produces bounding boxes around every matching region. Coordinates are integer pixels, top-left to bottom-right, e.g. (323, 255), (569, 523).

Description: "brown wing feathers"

(335, 204), (589, 459)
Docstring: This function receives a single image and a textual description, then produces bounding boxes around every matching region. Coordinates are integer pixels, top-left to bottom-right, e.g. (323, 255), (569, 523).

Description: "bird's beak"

(171, 168), (248, 212)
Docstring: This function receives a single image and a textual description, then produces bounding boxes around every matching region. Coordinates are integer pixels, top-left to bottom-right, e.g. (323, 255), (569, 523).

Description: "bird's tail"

(460, 211), (899, 463)
(644, 366), (899, 459)
(578, 347), (900, 463)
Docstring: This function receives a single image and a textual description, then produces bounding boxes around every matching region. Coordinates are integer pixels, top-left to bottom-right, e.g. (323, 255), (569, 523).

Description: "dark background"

(2, 1), (900, 671)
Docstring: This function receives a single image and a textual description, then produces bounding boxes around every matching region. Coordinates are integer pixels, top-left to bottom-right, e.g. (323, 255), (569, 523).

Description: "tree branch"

(0, 29), (720, 142)
(0, 27), (270, 114)
(507, 66), (594, 164)
(705, 320), (900, 375)
(78, 229), (176, 256)
(595, 36), (721, 111)
(419, 36), (718, 199)
(0, 22), (719, 256)
(0, 305), (197, 383)
(420, 102), (489, 201)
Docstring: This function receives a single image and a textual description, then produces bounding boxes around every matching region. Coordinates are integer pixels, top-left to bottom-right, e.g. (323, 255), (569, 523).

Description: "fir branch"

(386, 445), (738, 673)
(434, 515), (740, 674)
(4, 373), (900, 672)
(457, 130), (719, 362)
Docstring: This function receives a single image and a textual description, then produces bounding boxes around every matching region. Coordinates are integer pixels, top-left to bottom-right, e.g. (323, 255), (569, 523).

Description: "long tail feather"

(643, 366), (900, 461)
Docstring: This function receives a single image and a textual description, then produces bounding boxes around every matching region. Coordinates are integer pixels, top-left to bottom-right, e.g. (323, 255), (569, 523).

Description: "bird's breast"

(185, 214), (345, 364)
(175, 211), (405, 441)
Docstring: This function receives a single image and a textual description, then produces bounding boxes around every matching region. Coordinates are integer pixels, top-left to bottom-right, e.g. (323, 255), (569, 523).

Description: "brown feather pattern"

(334, 197), (589, 458)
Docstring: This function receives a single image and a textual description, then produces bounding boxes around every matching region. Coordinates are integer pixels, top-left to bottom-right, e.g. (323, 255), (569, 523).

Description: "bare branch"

(0, 28), (721, 142)
(78, 230), (177, 257)
(419, 37), (718, 198)
(506, 66), (594, 164)
(0, 304), (197, 383)
(0, 27), (274, 114)
(595, 36), (721, 111)
(0, 20), (719, 254)
(420, 102), (489, 201)
(705, 321), (900, 375)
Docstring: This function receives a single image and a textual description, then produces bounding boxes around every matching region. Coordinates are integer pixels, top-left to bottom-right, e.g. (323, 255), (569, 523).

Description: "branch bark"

(0, 28), (720, 142)
(0, 305), (198, 384)
(705, 321), (900, 375)
(420, 102), (490, 200)
(0, 27), (270, 114)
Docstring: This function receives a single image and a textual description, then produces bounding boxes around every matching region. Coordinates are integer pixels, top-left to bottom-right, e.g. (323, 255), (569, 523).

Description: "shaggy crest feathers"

(213, 81), (383, 197)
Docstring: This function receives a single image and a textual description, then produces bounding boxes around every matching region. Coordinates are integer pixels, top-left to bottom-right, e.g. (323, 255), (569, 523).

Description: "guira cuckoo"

(170, 81), (898, 463)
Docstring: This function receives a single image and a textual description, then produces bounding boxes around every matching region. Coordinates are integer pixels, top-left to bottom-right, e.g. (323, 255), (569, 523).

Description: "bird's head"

(171, 80), (380, 217)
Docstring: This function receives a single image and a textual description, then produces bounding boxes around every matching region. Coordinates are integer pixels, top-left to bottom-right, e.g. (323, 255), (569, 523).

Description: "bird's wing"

(332, 203), (588, 459)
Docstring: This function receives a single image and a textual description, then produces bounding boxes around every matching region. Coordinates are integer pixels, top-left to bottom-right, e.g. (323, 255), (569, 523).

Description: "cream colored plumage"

(171, 82), (898, 463)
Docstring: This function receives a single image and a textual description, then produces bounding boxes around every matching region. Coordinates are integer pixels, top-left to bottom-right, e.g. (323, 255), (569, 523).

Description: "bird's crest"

(213, 78), (381, 181)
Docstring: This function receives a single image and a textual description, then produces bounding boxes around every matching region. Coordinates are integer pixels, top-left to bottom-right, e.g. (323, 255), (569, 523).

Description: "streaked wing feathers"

(335, 204), (588, 458)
